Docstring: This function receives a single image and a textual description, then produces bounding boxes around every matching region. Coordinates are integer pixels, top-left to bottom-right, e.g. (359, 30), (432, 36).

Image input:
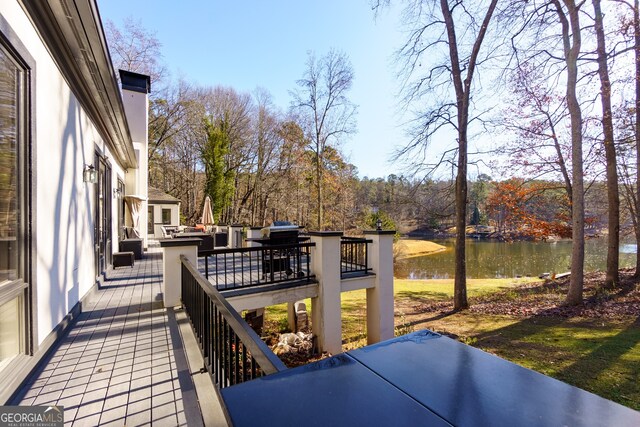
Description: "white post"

(246, 227), (262, 248)
(225, 224), (236, 248)
(159, 238), (200, 308)
(119, 71), (150, 249)
(364, 230), (395, 344)
(229, 224), (243, 248)
(309, 231), (343, 354)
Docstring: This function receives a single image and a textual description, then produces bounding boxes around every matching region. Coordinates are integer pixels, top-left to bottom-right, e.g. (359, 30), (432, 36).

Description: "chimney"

(119, 70), (150, 247)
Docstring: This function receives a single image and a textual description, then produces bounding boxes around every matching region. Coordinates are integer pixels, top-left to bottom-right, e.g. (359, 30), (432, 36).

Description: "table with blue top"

(221, 330), (639, 427)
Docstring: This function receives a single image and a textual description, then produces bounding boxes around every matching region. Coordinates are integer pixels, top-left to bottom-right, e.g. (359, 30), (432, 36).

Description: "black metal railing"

(180, 255), (287, 388)
(340, 237), (372, 278)
(199, 242), (316, 291)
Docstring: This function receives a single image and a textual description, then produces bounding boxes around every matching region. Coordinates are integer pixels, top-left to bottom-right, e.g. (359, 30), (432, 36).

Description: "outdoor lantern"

(376, 218), (382, 231)
(83, 164), (98, 183)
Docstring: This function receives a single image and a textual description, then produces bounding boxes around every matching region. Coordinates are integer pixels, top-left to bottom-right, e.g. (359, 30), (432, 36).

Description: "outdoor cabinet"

(119, 238), (143, 260)
(214, 232), (228, 247)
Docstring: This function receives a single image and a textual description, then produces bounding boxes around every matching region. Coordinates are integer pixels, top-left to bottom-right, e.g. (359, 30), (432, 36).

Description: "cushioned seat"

(113, 252), (134, 268)
(119, 238), (143, 259)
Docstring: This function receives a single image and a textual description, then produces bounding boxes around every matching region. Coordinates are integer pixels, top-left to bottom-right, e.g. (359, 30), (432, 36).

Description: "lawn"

(394, 239), (446, 259)
(264, 276), (640, 410)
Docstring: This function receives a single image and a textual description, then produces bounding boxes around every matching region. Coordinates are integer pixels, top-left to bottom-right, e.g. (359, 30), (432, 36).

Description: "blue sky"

(97, 0), (411, 179)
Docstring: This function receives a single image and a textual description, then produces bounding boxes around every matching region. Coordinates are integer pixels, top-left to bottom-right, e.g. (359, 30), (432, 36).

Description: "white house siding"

(121, 88), (149, 246)
(148, 203), (180, 238)
(1, 1), (128, 347)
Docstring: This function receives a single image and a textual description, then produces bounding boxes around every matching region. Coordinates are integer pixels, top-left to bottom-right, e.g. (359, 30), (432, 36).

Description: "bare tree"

(613, 0), (640, 277)
(380, 0), (499, 310)
(551, 0), (586, 305)
(592, 0), (620, 288)
(498, 63), (573, 202)
(105, 18), (166, 85)
(291, 49), (357, 230)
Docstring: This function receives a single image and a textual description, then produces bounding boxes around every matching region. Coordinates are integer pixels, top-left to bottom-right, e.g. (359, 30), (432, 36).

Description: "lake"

(394, 238), (637, 279)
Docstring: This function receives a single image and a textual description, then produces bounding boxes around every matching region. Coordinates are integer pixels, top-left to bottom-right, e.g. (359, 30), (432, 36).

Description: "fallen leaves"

(408, 269), (640, 319)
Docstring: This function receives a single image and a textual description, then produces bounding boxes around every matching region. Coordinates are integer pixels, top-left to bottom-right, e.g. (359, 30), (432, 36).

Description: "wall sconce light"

(376, 218), (383, 231)
(83, 165), (98, 183)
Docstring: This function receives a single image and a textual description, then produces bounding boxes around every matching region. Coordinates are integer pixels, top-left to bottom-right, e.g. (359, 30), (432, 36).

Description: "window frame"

(0, 16), (35, 366)
(161, 208), (172, 225)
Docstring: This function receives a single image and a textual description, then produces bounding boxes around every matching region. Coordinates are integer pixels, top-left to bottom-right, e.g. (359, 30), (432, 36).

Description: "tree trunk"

(635, 0), (640, 278)
(454, 131), (469, 310)
(440, 0), (496, 310)
(558, 0), (585, 305)
(592, 0), (620, 289)
(316, 149), (324, 230)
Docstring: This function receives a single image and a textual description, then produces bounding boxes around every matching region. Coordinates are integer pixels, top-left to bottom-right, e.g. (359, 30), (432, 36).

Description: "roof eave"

(20, 0), (137, 169)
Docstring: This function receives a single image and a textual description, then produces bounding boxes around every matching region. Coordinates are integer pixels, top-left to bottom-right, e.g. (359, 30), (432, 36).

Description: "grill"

(256, 224), (306, 277)
(259, 225), (301, 245)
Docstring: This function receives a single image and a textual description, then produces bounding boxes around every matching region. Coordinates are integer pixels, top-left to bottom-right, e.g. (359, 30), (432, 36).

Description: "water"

(395, 238), (637, 279)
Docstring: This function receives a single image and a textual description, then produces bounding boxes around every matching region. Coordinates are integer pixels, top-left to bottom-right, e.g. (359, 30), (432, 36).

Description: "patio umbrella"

(201, 195), (214, 226)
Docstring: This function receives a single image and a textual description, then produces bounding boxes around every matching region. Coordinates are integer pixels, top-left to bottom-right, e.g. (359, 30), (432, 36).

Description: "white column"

(160, 238), (200, 308)
(309, 231), (343, 354)
(229, 224), (243, 248)
(364, 230), (395, 344)
(246, 227), (262, 248)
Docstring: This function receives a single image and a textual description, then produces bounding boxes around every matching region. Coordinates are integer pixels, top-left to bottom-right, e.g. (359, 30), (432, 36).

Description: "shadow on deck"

(11, 250), (218, 426)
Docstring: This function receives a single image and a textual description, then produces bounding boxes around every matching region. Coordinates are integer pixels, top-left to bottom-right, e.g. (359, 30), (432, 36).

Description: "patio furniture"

(160, 225), (179, 238)
(119, 238), (143, 260)
(113, 251), (134, 268)
(174, 232), (214, 254)
(214, 232), (228, 247)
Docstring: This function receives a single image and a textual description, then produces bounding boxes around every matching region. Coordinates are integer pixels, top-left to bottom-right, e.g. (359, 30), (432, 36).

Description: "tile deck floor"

(11, 249), (205, 426)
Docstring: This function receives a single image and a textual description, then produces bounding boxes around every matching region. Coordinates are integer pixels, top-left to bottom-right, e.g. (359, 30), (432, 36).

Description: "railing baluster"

(216, 309), (222, 386)
(233, 333), (242, 384)
(203, 294), (209, 367)
(339, 238), (373, 279)
(214, 253), (218, 288)
(195, 242), (319, 291)
(221, 318), (227, 387)
(227, 323), (232, 387)
(242, 342), (248, 382)
(180, 255), (287, 390)
(251, 355), (257, 379)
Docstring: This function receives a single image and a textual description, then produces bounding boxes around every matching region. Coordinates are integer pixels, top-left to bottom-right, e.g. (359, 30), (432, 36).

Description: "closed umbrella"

(201, 195), (214, 226)
(124, 195), (145, 238)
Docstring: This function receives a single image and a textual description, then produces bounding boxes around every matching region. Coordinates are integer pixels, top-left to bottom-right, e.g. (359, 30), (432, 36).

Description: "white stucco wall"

(121, 90), (149, 247)
(148, 204), (180, 238)
(1, 1), (129, 347)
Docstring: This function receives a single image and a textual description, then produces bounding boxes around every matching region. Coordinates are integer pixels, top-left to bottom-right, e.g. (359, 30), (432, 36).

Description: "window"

(0, 40), (29, 369)
(162, 208), (171, 225)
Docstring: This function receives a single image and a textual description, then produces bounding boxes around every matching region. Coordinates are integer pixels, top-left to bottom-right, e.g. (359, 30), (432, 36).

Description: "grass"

(393, 277), (538, 300)
(394, 239), (446, 259)
(265, 278), (536, 349)
(263, 276), (640, 409)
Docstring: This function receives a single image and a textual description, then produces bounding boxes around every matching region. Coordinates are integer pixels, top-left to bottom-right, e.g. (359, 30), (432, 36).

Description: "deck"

(11, 250), (213, 426)
(195, 246), (317, 295)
